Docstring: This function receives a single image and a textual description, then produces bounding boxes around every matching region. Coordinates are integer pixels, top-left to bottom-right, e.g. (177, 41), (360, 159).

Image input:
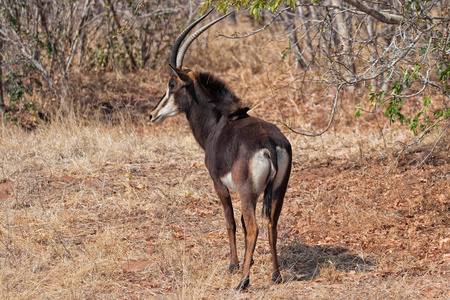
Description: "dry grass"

(1, 111), (449, 299)
(1, 19), (449, 299)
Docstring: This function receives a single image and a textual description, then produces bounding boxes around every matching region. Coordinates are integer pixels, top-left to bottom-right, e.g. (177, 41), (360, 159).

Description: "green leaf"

(413, 65), (421, 73)
(281, 46), (291, 60)
(434, 109), (443, 118)
(439, 67), (450, 81)
(386, 69), (393, 79)
(398, 113), (406, 124)
(420, 124), (427, 131)
(419, 46), (428, 55)
(423, 96), (431, 107)
(392, 81), (404, 95)
(444, 109), (450, 118)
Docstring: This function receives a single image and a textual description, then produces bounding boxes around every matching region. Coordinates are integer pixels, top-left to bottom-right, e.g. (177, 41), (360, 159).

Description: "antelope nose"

(149, 111), (156, 122)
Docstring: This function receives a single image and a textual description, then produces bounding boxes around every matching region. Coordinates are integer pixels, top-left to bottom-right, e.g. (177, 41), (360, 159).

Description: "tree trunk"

(280, 12), (307, 69)
(298, 5), (314, 63)
(0, 32), (5, 115)
(331, 0), (355, 93)
(104, 0), (138, 72)
(66, 0), (92, 71)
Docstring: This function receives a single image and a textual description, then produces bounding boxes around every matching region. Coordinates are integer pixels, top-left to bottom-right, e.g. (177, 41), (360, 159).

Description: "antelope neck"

(184, 84), (222, 149)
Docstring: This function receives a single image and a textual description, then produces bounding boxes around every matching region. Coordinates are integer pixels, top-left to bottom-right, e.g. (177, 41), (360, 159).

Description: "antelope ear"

(169, 65), (192, 85)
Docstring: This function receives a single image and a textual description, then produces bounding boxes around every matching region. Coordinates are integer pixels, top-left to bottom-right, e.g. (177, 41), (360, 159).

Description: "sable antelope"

(149, 10), (292, 290)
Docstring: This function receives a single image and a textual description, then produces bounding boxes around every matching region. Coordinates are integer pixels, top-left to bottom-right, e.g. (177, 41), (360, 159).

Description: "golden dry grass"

(1, 18), (449, 299)
(1, 111), (449, 299)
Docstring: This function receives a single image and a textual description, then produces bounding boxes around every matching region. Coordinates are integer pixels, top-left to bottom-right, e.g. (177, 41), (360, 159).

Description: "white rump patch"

(249, 149), (274, 195)
(220, 147), (289, 194)
(220, 172), (237, 192)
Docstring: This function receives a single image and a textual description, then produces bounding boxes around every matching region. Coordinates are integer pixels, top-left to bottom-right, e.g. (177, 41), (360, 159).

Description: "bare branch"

(103, 0), (138, 71)
(341, 0), (403, 24)
(379, 116), (447, 179)
(0, 39), (4, 115)
(218, 8), (290, 39)
(282, 83), (344, 137)
(412, 122), (450, 170)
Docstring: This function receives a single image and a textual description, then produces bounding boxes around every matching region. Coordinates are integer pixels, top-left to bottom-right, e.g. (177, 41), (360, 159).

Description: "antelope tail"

(262, 150), (278, 220)
(262, 179), (274, 220)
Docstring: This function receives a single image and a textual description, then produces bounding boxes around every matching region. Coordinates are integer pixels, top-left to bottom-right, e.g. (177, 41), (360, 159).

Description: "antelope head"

(149, 9), (232, 123)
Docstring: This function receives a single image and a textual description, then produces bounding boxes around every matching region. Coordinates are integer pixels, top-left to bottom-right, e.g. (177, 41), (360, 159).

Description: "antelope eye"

(168, 82), (175, 90)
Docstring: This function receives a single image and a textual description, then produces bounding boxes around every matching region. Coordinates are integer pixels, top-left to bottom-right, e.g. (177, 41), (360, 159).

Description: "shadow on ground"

(279, 238), (374, 281)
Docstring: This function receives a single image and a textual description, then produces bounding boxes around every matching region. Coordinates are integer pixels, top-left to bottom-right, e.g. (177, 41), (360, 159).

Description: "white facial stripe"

(151, 86), (180, 123)
(158, 93), (178, 115)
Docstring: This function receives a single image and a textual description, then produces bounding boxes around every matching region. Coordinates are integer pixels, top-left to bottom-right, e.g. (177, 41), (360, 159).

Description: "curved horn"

(169, 8), (214, 72)
(176, 11), (234, 69)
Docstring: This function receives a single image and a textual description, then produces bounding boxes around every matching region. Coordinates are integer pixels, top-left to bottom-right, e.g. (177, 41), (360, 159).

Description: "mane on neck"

(195, 72), (249, 119)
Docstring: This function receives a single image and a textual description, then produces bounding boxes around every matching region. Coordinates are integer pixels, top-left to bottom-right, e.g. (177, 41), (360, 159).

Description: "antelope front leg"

(213, 182), (239, 273)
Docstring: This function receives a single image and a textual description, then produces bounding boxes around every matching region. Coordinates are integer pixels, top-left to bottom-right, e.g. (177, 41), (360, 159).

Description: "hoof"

(272, 273), (283, 284)
(229, 264), (239, 274)
(236, 278), (249, 291)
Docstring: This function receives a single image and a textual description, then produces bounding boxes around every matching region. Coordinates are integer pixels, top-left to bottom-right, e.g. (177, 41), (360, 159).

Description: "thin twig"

(282, 83), (344, 137)
(411, 121), (450, 170)
(218, 8), (290, 39)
